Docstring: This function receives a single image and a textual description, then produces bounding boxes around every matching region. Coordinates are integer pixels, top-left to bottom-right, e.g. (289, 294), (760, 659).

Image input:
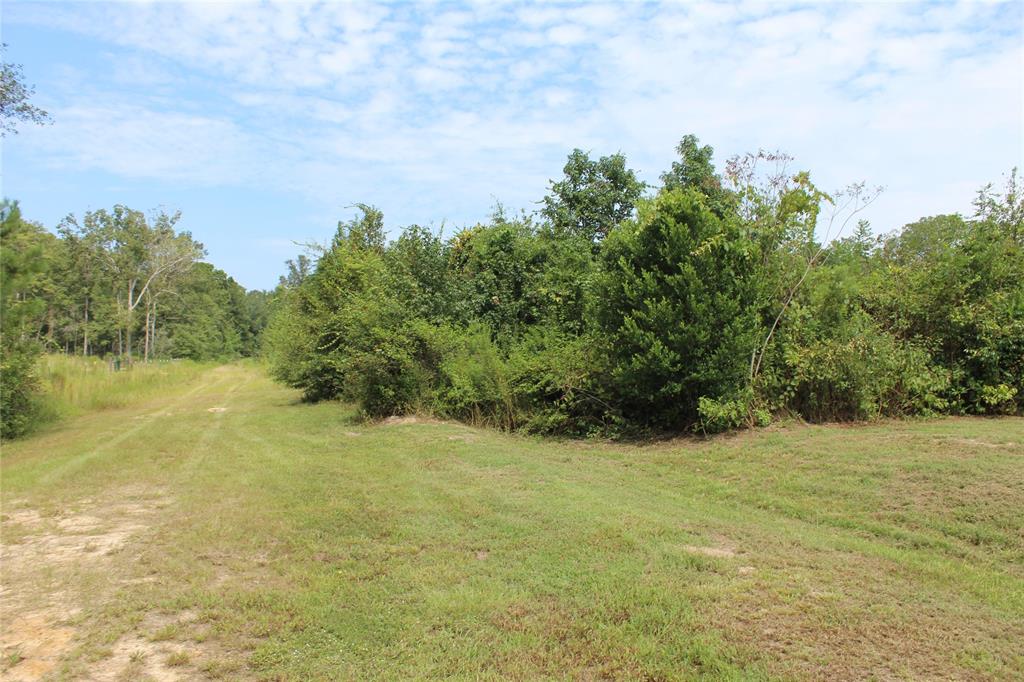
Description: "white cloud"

(5, 0), (1022, 239)
(26, 103), (258, 186)
(547, 24), (587, 46)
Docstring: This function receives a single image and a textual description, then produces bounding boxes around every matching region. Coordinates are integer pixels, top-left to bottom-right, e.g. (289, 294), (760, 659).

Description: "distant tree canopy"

(0, 201), (271, 437)
(0, 46), (281, 438)
(264, 136), (1023, 434)
(541, 149), (646, 242)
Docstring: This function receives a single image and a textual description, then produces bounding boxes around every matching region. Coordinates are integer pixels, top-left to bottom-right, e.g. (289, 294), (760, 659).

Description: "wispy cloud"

(33, 102), (260, 185)
(4, 0), (1022, 285)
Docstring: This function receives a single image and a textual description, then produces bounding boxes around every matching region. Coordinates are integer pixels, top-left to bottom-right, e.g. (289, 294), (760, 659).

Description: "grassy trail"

(1, 363), (1022, 681)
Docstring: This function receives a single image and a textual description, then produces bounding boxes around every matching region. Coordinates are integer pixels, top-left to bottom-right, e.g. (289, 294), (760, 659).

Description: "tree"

(541, 149), (645, 242)
(279, 254), (313, 289)
(0, 44), (51, 136)
(159, 263), (246, 360)
(0, 201), (47, 438)
(721, 149), (882, 389)
(265, 205), (389, 400)
(61, 206), (204, 362)
(55, 220), (107, 356)
(973, 167), (1022, 244)
(868, 203), (1024, 414)
(661, 134), (733, 216)
(595, 188), (762, 430)
(447, 219), (546, 341)
(337, 204), (385, 251)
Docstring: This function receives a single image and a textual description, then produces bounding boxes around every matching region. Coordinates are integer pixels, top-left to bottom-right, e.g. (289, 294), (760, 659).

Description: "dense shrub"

(435, 323), (516, 427)
(865, 210), (1024, 414)
(760, 237), (951, 421)
(264, 140), (1023, 435)
(506, 329), (610, 435)
(1, 201), (47, 439)
(769, 314), (949, 420)
(595, 188), (761, 430)
(0, 344), (42, 439)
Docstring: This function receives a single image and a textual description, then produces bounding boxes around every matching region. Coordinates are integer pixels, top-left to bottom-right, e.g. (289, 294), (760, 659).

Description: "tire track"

(172, 368), (255, 484)
(36, 368), (232, 487)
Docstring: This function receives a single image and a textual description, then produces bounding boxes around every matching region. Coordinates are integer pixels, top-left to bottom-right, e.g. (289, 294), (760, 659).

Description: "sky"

(2, 0), (1022, 291)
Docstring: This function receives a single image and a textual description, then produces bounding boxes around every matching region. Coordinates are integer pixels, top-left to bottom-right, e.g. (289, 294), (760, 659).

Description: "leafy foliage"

(595, 188), (761, 430)
(0, 44), (51, 136)
(542, 149), (646, 242)
(1, 202), (48, 438)
(0, 201), (270, 438)
(865, 206), (1024, 414)
(264, 142), (1022, 435)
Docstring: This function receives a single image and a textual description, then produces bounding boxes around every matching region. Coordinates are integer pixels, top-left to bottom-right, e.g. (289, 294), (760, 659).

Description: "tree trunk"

(83, 297), (90, 356)
(47, 305), (55, 347)
(125, 284), (134, 364)
(144, 298), (152, 363)
(151, 298), (158, 360)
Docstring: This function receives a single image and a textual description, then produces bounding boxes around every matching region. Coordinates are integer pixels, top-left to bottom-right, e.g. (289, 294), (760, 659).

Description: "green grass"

(1, 363), (1022, 680)
(37, 354), (214, 416)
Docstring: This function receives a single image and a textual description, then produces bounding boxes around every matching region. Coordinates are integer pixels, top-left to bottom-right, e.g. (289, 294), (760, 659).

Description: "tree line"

(2, 134), (1020, 440)
(0, 202), (270, 438)
(265, 135), (1023, 436)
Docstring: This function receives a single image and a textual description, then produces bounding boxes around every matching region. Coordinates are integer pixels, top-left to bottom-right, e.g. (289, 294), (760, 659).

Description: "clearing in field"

(1, 363), (1022, 680)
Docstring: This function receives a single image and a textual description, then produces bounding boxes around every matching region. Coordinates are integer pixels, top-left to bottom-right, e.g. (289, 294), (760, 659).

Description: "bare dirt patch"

(0, 611), (76, 681)
(2, 501), (156, 570)
(942, 436), (1016, 451)
(679, 533), (739, 559)
(681, 544), (736, 559)
(89, 611), (201, 682)
(0, 492), (169, 681)
(447, 434), (477, 443)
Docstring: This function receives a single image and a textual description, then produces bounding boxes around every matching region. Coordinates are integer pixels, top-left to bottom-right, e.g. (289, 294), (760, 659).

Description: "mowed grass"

(1, 363), (1022, 680)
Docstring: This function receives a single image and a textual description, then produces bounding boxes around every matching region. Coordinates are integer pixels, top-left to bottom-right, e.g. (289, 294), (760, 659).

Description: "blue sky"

(3, 0), (1022, 291)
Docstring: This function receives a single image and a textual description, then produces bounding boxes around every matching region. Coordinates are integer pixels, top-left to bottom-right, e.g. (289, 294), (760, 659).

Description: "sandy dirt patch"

(0, 494), (167, 680)
(681, 544), (736, 558)
(89, 611), (200, 682)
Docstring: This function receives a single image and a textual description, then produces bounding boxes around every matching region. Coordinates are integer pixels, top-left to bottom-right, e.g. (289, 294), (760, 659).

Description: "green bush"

(595, 188), (761, 430)
(260, 144), (1022, 437)
(504, 329), (608, 435)
(0, 344), (42, 439)
(771, 324), (949, 421)
(1, 201), (47, 439)
(436, 323), (516, 428)
(866, 212), (1023, 415)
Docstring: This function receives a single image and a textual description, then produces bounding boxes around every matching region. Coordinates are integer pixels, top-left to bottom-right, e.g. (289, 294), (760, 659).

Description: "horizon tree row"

(3, 204), (269, 362)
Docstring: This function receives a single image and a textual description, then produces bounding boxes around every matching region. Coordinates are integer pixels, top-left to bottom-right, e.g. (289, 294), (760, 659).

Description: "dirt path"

(1, 366), (249, 681)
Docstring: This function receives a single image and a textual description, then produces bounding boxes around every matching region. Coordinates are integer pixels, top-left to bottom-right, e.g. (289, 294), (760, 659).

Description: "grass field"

(36, 355), (215, 416)
(1, 362), (1022, 681)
